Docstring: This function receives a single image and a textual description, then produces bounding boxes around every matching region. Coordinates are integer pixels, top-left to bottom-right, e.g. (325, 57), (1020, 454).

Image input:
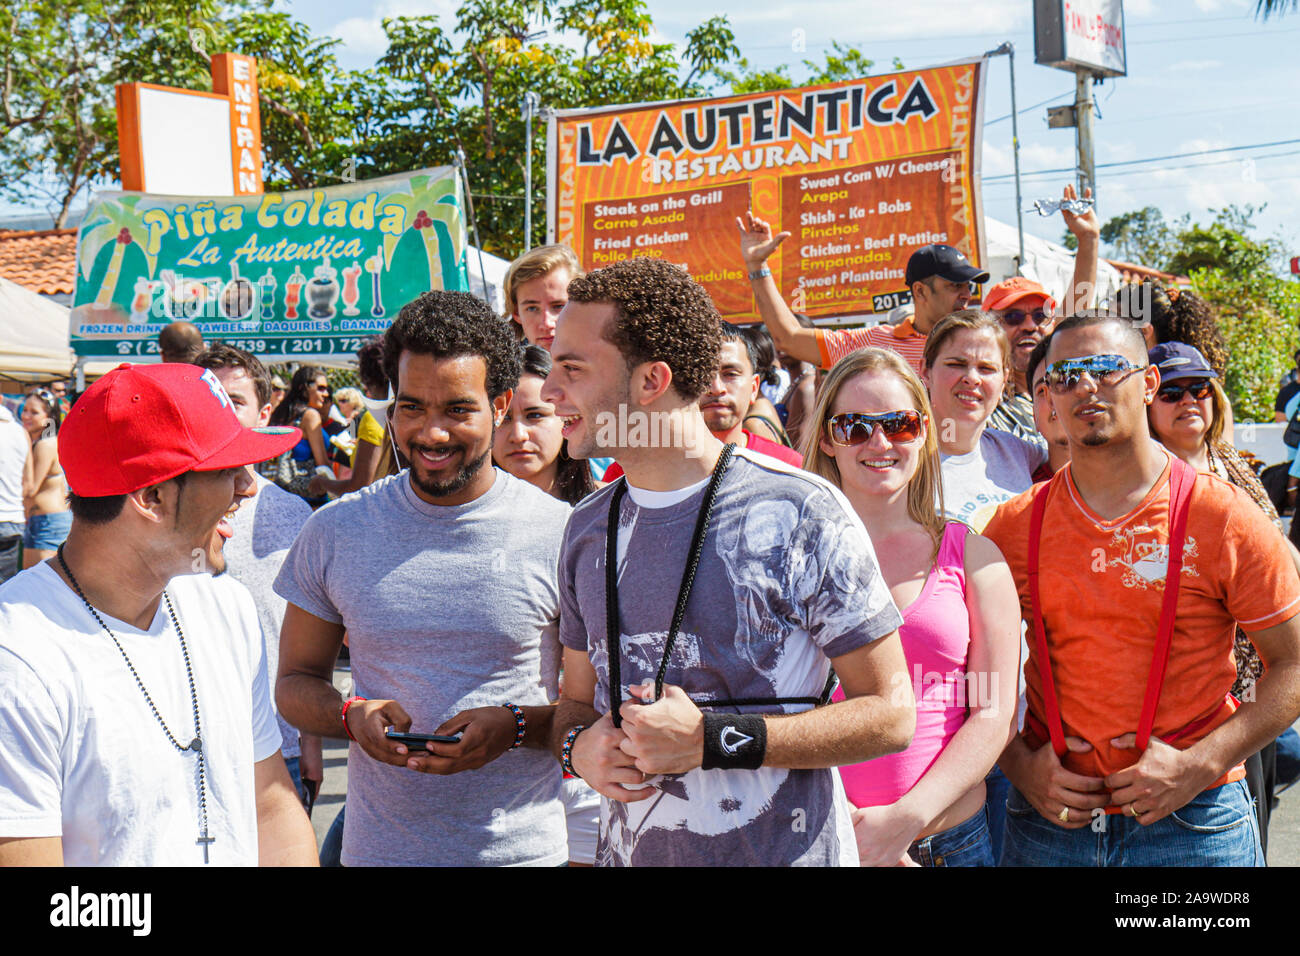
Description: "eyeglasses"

(315, 384), (331, 393)
(1156, 379), (1213, 404)
(826, 410), (925, 446)
(1044, 354), (1145, 394)
(1000, 308), (1050, 327)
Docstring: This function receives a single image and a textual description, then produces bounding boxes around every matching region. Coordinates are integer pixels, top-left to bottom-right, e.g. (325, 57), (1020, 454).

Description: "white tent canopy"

(983, 216), (1122, 309)
(0, 276), (75, 380)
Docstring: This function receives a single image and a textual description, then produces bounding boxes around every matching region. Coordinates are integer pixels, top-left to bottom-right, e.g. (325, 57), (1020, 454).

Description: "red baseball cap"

(982, 277), (1057, 313)
(60, 363), (302, 496)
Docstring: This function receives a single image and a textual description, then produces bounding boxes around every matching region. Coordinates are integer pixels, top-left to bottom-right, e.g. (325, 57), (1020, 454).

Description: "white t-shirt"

(940, 428), (1046, 531)
(0, 562), (282, 866)
(0, 406), (26, 524)
(224, 474), (312, 759)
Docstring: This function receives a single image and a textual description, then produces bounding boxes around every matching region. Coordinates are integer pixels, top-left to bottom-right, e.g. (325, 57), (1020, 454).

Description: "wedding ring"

(1058, 806), (1070, 823)
(1127, 804), (1139, 817)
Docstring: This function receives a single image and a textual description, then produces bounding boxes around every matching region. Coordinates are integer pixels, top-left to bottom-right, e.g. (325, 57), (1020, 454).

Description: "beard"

(408, 442), (492, 499)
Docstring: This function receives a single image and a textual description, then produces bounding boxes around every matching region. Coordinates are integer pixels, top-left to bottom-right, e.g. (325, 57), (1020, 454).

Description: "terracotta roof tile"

(0, 228), (77, 295)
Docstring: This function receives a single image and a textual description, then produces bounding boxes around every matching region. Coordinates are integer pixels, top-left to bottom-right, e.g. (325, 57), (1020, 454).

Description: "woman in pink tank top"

(803, 348), (1021, 866)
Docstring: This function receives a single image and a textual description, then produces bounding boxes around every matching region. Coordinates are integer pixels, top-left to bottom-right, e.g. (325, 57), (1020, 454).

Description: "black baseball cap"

(905, 244), (990, 286)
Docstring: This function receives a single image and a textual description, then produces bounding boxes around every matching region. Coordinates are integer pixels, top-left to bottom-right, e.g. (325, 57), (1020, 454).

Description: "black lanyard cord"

(606, 444), (735, 727)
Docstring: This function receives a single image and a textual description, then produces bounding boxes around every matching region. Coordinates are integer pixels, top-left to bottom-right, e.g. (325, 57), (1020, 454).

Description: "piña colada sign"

(72, 167), (468, 360)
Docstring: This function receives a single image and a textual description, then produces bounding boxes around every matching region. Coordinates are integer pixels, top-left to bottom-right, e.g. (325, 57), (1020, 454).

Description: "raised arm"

(737, 212), (822, 366)
(1061, 184), (1100, 313)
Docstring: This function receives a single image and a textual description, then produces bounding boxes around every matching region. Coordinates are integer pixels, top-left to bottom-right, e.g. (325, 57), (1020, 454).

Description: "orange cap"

(982, 277), (1056, 314)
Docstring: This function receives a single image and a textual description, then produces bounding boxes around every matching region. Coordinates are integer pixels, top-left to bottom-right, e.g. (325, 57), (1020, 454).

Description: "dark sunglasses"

(826, 410), (925, 446)
(1156, 379), (1213, 404)
(315, 384), (331, 393)
(1044, 354), (1145, 394)
(1000, 308), (1050, 327)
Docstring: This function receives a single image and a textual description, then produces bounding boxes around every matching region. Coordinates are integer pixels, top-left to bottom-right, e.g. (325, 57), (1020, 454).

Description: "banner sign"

(547, 60), (987, 321)
(1034, 0), (1127, 78)
(71, 168), (468, 360)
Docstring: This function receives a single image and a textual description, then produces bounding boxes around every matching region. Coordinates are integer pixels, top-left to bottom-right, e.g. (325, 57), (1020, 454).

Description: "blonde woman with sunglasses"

(804, 348), (1020, 866)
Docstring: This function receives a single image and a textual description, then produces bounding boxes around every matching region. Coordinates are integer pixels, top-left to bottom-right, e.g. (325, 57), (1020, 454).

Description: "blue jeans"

(1275, 728), (1300, 792)
(320, 804), (345, 868)
(985, 764), (1011, 864)
(1001, 780), (1263, 867)
(22, 511), (71, 550)
(908, 804), (994, 867)
(0, 522), (22, 583)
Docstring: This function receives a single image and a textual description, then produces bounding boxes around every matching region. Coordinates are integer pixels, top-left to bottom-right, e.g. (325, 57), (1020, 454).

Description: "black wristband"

(701, 713), (767, 770)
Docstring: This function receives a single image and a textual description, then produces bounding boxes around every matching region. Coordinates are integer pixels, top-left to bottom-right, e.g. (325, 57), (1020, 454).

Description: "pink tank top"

(834, 521), (972, 807)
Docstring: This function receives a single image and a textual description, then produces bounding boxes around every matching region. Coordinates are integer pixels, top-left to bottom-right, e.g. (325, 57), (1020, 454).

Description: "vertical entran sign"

(548, 60), (987, 320)
(1034, 0), (1127, 77)
(211, 54), (264, 195)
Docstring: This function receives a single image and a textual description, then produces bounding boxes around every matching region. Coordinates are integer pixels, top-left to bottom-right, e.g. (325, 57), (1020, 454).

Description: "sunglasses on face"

(315, 384), (331, 393)
(826, 410), (925, 446)
(1044, 354), (1145, 394)
(1156, 379), (1213, 404)
(1001, 308), (1050, 328)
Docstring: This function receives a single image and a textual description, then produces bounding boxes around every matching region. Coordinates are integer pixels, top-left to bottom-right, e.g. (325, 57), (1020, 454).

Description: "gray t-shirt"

(224, 474), (312, 759)
(559, 449), (902, 867)
(274, 469), (571, 866)
(941, 428), (1045, 531)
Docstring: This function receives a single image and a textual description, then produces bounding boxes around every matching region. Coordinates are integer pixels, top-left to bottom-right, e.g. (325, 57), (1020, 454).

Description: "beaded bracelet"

(561, 724), (586, 777)
(341, 696), (366, 742)
(502, 702), (526, 749)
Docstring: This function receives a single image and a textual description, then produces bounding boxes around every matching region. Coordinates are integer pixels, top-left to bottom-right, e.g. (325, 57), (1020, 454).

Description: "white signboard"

(1034, 0), (1127, 78)
(135, 87), (236, 195)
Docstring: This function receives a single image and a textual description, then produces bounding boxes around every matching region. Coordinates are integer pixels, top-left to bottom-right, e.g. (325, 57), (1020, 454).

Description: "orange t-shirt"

(983, 455), (1300, 793)
(815, 317), (927, 374)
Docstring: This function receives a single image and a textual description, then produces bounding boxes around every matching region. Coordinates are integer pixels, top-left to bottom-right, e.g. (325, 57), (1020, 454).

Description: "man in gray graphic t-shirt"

(542, 258), (915, 867)
(275, 292), (570, 866)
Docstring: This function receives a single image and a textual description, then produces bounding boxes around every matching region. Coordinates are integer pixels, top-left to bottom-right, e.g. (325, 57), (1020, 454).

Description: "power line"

(983, 139), (1300, 182)
(986, 92), (1073, 126)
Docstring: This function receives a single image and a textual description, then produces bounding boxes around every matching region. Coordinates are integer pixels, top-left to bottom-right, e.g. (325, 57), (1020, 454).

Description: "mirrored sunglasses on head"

(1044, 354), (1145, 393)
(826, 410), (925, 446)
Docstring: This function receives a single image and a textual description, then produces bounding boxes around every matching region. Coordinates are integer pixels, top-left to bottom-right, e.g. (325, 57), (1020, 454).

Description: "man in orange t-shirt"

(983, 314), (1300, 866)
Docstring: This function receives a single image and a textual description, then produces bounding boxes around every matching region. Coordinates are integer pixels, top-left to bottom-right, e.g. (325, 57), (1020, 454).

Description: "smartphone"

(385, 729), (463, 752)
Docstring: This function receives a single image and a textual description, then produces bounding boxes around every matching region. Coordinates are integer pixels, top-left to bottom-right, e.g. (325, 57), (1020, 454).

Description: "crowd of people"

(1, 184), (1299, 868)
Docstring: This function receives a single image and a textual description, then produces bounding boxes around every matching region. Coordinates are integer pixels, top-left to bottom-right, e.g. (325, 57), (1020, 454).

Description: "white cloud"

(324, 0), (462, 59)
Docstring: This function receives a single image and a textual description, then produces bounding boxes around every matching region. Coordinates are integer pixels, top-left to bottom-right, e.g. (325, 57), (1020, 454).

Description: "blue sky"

(12, 1), (1297, 263)
(282, 0), (1300, 260)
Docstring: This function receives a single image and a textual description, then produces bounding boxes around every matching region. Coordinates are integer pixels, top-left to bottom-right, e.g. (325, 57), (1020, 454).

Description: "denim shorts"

(22, 510), (71, 550)
(1001, 779), (1263, 867)
(907, 804), (995, 867)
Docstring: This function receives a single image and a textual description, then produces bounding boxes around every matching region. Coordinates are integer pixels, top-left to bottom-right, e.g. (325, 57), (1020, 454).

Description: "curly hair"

(566, 257), (721, 401)
(382, 291), (521, 400)
(1114, 280), (1228, 376)
(356, 338), (387, 396)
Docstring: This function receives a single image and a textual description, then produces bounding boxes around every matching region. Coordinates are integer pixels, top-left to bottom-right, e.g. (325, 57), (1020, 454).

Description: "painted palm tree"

(1256, 0), (1297, 16)
(78, 196), (157, 308)
(380, 170), (468, 292)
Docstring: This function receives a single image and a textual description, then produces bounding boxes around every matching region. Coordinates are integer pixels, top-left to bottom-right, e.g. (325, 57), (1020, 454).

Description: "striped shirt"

(814, 317), (928, 374)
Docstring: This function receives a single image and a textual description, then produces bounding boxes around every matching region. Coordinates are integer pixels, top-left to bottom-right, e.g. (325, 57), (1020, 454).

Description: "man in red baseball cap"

(0, 363), (318, 866)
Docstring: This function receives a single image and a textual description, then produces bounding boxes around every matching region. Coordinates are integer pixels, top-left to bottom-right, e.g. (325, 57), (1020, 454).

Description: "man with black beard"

(274, 291), (573, 866)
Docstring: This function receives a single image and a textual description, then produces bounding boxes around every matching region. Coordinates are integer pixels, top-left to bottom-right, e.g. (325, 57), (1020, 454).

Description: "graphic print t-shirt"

(558, 449), (903, 866)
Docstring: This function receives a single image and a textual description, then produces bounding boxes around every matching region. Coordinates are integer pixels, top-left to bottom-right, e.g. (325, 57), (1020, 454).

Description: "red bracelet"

(341, 696), (366, 742)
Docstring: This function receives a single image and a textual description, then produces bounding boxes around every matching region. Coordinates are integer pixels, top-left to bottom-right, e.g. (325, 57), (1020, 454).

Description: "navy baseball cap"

(905, 244), (990, 286)
(1149, 342), (1218, 382)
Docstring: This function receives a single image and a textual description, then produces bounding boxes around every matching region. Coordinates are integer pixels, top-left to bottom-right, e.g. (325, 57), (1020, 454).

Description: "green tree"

(1096, 206), (1176, 267)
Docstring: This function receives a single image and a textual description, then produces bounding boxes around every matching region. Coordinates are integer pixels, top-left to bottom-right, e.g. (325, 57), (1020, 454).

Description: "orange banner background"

(550, 60), (987, 321)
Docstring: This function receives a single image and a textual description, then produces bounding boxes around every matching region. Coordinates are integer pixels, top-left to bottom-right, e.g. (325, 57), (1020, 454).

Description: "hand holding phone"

(384, 729), (463, 753)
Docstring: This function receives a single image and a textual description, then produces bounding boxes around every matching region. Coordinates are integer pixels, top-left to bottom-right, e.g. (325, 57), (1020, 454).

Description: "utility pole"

(522, 91), (540, 251)
(1074, 71), (1095, 199)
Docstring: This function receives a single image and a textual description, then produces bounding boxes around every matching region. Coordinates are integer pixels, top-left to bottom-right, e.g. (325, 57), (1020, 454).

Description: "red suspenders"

(1026, 458), (1198, 757)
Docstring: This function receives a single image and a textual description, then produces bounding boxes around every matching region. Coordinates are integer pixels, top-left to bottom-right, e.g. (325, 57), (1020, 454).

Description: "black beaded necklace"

(55, 544), (213, 864)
